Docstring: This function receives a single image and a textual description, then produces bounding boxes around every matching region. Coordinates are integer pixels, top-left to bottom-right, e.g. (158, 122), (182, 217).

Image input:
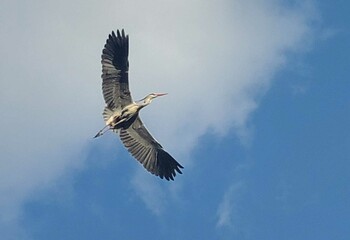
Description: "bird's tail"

(103, 107), (115, 122)
(94, 107), (120, 138)
(93, 107), (114, 138)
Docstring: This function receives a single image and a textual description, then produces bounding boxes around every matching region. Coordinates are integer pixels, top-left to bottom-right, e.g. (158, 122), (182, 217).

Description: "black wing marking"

(119, 117), (183, 180)
(101, 29), (132, 110)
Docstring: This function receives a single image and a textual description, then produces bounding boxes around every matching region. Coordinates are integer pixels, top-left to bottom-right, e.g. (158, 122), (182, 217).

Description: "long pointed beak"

(155, 93), (168, 97)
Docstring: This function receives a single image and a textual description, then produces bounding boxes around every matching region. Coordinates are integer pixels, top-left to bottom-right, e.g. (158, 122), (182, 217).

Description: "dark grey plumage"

(99, 29), (183, 180)
(102, 30), (131, 110)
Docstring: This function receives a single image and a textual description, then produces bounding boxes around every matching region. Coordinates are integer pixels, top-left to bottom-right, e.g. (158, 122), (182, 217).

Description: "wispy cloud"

(0, 0), (318, 235)
(216, 181), (245, 229)
(130, 169), (167, 216)
(126, 0), (318, 214)
(291, 83), (309, 95)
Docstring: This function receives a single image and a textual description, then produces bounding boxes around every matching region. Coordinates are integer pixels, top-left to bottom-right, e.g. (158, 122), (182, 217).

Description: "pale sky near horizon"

(0, 0), (349, 239)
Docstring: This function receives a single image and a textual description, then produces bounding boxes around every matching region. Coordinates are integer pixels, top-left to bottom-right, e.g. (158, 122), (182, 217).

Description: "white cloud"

(0, 0), (318, 235)
(216, 181), (245, 229)
(131, 169), (167, 216)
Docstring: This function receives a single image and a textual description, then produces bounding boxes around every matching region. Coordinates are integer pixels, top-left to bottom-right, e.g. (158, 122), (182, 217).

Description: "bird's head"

(149, 92), (168, 99)
(142, 93), (167, 105)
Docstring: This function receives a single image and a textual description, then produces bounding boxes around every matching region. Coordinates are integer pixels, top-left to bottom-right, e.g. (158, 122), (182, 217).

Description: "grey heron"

(94, 30), (183, 181)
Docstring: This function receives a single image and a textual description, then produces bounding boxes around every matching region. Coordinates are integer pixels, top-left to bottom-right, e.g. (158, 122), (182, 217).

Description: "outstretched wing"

(101, 29), (132, 110)
(119, 117), (183, 180)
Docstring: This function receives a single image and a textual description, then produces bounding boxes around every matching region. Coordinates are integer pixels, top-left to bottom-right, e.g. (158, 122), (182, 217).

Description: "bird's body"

(94, 30), (183, 180)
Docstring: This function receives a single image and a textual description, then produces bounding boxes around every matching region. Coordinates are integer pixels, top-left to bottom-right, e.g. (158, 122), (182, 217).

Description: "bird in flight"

(94, 29), (183, 180)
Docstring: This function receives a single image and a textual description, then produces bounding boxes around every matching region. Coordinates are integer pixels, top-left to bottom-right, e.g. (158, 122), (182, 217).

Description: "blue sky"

(0, 0), (349, 239)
